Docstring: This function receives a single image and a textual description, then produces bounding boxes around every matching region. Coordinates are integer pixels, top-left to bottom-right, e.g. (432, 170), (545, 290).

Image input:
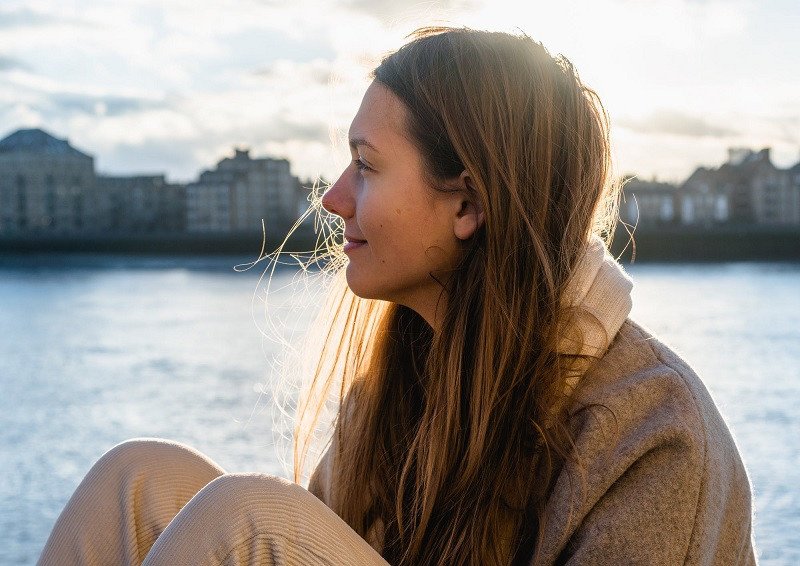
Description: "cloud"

(85, 116), (332, 182)
(776, 116), (800, 145)
(27, 84), (336, 181)
(267, 115), (329, 143)
(92, 137), (208, 179)
(0, 6), (88, 29)
(0, 56), (29, 72)
(618, 109), (739, 138)
(3, 0), (789, 187)
(0, 7), (57, 28)
(45, 93), (159, 117)
(251, 57), (338, 88)
(342, 0), (479, 22)
(0, 75), (166, 130)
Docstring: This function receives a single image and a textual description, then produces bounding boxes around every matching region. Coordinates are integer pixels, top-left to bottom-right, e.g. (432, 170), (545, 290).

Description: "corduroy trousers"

(37, 438), (388, 566)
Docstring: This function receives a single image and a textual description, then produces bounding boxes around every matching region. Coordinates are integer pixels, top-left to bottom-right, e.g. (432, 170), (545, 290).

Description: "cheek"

(357, 177), (448, 258)
(358, 193), (400, 239)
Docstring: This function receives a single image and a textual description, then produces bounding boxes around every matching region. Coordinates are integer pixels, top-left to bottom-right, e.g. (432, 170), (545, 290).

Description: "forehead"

(349, 81), (409, 146)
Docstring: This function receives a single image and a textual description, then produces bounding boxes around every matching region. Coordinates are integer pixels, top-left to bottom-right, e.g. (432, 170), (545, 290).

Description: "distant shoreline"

(609, 226), (800, 262)
(0, 230), (318, 257)
(1, 226), (799, 262)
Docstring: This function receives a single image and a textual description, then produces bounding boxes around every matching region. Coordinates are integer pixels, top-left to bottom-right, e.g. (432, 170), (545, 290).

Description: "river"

(0, 255), (797, 564)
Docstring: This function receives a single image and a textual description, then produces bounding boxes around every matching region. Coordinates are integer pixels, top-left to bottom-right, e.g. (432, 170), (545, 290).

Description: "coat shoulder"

(539, 319), (756, 565)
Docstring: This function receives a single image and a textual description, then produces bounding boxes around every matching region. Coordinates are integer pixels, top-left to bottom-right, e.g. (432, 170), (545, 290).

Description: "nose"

(321, 167), (355, 219)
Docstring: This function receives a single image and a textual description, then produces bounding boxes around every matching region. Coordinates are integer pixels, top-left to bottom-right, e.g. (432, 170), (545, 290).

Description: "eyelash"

(353, 158), (372, 173)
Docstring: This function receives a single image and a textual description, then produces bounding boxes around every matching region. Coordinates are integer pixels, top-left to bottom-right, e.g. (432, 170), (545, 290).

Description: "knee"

(92, 438), (224, 485)
(98, 438), (190, 469)
(200, 473), (305, 502)
(143, 474), (330, 564)
(188, 473), (320, 520)
(99, 438), (179, 465)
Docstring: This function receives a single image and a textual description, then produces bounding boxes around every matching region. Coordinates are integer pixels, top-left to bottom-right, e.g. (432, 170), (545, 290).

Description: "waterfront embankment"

(1, 225), (799, 261)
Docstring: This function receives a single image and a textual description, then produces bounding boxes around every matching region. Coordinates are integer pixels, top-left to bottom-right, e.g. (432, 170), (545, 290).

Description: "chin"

(344, 267), (376, 300)
(344, 269), (397, 304)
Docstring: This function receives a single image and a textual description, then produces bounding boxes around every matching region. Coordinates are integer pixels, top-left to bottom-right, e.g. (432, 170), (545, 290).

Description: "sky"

(1, 0), (798, 185)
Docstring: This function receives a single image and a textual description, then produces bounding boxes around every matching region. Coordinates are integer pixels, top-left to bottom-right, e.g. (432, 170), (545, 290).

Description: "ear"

(453, 170), (485, 241)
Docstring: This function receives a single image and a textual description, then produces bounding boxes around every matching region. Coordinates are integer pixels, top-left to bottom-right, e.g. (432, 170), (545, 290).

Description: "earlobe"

(454, 201), (484, 240)
(453, 170), (485, 241)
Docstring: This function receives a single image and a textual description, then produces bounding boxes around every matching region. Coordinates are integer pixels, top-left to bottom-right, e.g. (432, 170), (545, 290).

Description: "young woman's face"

(322, 81), (465, 328)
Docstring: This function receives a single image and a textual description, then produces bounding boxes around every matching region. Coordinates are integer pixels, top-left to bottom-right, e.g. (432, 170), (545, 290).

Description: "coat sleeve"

(558, 428), (756, 565)
(540, 326), (757, 565)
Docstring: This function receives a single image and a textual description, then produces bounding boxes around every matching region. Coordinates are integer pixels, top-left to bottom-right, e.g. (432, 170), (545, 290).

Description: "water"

(627, 262), (800, 564)
(1, 256), (797, 564)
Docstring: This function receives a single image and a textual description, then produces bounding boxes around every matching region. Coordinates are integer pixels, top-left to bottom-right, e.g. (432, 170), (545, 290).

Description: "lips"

(343, 235), (367, 253)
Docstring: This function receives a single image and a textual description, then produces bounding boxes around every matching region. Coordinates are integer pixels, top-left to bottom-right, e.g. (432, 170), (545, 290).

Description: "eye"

(353, 158), (373, 173)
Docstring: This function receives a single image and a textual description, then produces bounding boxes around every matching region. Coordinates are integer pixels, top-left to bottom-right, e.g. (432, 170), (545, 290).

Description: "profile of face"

(322, 81), (483, 328)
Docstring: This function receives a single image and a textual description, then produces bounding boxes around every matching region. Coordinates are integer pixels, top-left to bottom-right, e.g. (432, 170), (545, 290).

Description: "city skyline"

(2, 0), (799, 185)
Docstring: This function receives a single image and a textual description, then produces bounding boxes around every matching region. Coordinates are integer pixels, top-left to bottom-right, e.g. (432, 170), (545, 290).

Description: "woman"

(39, 27), (756, 565)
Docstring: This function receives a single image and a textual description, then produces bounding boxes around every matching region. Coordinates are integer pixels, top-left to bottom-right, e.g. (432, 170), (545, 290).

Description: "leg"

(38, 438), (225, 566)
(143, 473), (389, 566)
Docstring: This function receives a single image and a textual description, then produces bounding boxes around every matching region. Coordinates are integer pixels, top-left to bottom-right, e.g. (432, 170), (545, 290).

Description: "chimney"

(727, 147), (752, 166)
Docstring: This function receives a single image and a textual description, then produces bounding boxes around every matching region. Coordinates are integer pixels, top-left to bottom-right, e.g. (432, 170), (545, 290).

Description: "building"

(679, 167), (730, 226)
(682, 148), (800, 226)
(619, 148), (800, 228)
(186, 148), (303, 233)
(99, 174), (186, 233)
(0, 128), (192, 236)
(619, 177), (678, 227)
(1, 129), (308, 239)
(0, 128), (105, 234)
(790, 161), (800, 186)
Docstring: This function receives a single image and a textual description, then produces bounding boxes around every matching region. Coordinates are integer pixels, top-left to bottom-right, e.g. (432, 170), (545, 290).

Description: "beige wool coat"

(536, 319), (756, 564)
(310, 240), (757, 564)
(310, 319), (757, 564)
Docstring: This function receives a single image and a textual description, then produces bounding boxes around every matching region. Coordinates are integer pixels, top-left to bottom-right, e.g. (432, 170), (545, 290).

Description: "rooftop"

(0, 128), (91, 158)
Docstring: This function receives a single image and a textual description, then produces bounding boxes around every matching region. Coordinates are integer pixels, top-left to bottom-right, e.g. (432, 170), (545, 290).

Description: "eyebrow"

(349, 137), (379, 153)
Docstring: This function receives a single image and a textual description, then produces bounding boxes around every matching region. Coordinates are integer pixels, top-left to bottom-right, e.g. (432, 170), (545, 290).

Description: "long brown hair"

(294, 26), (619, 565)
